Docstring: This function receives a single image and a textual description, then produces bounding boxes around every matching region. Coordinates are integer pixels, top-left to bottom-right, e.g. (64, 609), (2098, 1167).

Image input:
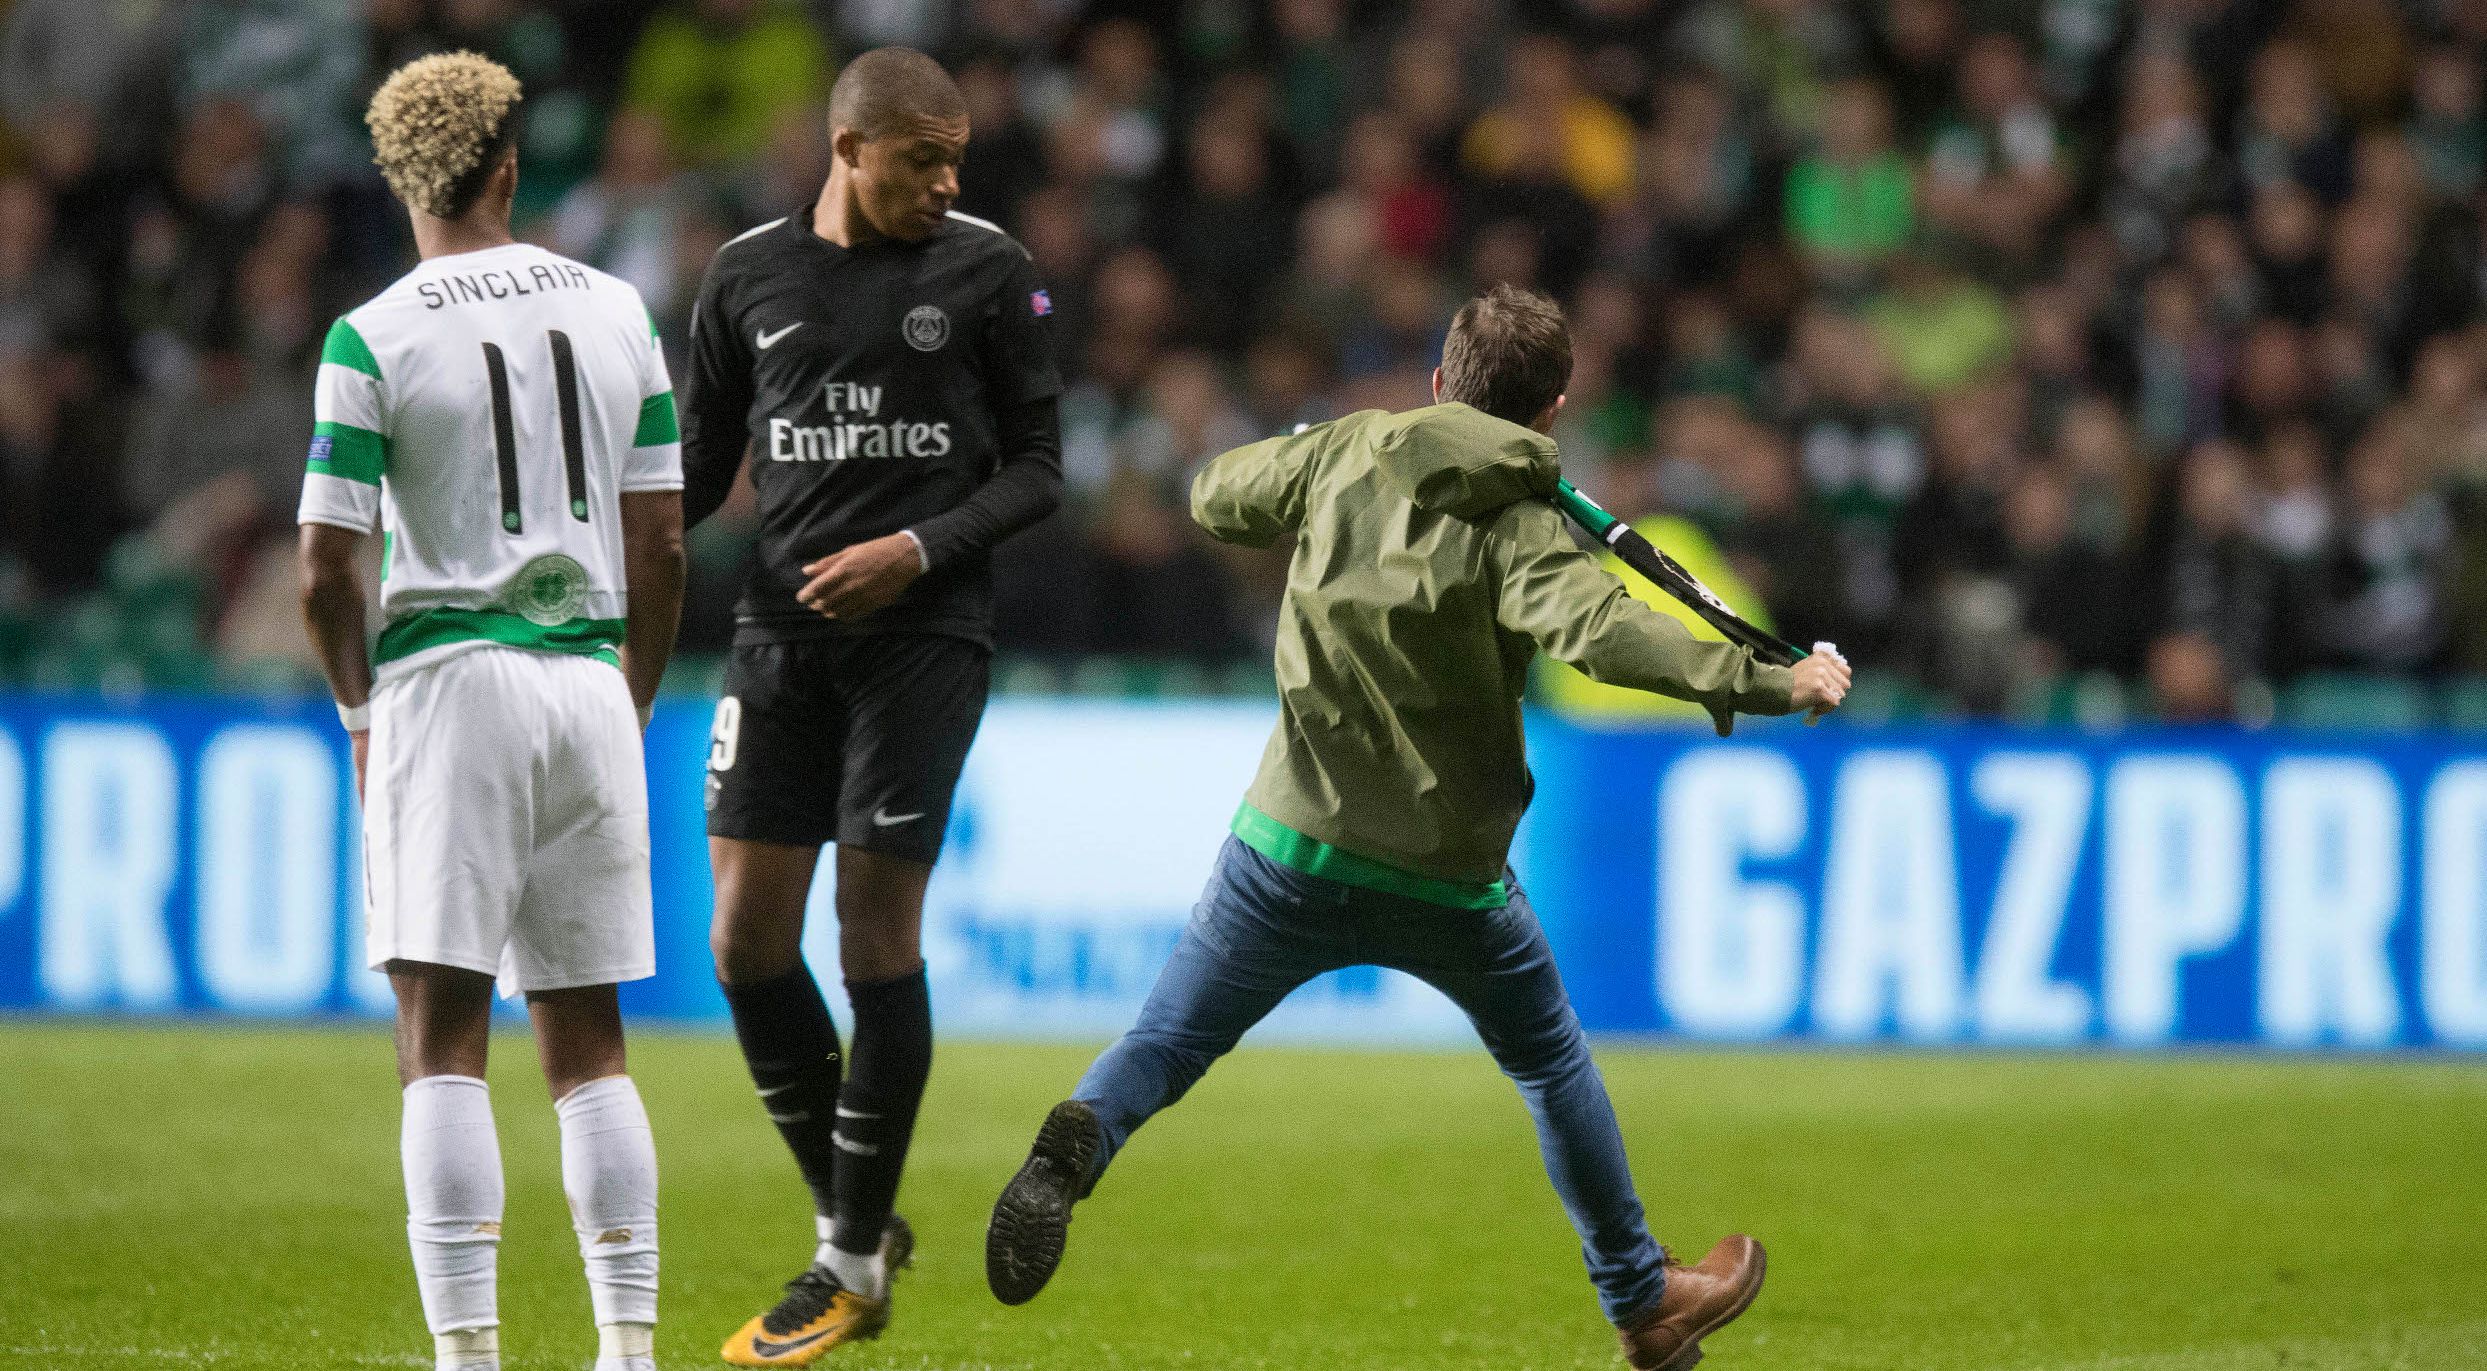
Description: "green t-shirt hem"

(1230, 804), (1508, 911)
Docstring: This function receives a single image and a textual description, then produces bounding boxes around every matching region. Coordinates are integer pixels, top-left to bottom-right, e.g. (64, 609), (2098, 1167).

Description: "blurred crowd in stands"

(5, 0), (2487, 723)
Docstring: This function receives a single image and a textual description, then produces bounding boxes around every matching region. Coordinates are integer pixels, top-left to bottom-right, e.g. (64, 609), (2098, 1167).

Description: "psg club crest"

(903, 304), (949, 352)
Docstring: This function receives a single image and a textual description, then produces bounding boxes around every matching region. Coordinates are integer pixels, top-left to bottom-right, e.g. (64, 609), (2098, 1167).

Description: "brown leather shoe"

(1615, 1235), (1767, 1371)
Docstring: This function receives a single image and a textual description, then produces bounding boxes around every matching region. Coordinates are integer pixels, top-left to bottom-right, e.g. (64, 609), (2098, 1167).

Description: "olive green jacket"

(1194, 402), (1796, 905)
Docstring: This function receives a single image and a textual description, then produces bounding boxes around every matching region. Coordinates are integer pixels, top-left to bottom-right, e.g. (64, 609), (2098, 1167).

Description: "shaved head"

(829, 47), (968, 141)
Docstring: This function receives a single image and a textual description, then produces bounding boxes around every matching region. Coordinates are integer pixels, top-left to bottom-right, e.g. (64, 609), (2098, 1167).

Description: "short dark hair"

(1439, 285), (1572, 426)
(829, 47), (969, 140)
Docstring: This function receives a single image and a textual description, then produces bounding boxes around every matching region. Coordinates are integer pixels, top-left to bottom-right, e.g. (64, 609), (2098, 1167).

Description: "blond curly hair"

(366, 52), (522, 219)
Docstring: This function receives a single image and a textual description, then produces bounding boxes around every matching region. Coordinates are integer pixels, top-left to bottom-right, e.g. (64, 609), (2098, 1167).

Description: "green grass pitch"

(2, 1021), (2482, 1370)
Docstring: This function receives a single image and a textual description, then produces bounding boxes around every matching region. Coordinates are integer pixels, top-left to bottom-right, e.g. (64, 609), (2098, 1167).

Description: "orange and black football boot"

(719, 1214), (915, 1367)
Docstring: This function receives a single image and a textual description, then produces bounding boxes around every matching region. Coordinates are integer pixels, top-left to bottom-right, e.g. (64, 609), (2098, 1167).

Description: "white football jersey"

(298, 242), (682, 680)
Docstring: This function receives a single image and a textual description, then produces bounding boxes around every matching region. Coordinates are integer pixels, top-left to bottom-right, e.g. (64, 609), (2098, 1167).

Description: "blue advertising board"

(1521, 722), (2487, 1049)
(0, 693), (2482, 1050)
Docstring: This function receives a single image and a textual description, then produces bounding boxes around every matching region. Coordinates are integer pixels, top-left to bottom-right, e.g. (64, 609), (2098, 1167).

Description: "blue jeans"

(1072, 837), (1668, 1323)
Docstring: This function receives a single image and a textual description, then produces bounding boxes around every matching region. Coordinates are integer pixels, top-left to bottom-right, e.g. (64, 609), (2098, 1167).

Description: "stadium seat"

(2440, 679), (2487, 732)
(142, 650), (219, 693)
(1119, 660), (1211, 697)
(1067, 657), (1144, 696)
(1218, 659), (1278, 699)
(991, 655), (1066, 696)
(667, 654), (730, 699)
(2279, 674), (2435, 731)
(1831, 673), (1937, 724)
(0, 610), (28, 685)
(2011, 672), (2134, 730)
(217, 657), (323, 696)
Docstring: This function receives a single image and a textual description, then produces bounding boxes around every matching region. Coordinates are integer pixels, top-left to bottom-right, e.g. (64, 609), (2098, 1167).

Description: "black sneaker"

(985, 1100), (1103, 1305)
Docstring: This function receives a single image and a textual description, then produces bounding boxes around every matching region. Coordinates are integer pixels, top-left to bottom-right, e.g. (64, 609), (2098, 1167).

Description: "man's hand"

(1791, 650), (1853, 723)
(798, 532), (925, 620)
(351, 729), (369, 803)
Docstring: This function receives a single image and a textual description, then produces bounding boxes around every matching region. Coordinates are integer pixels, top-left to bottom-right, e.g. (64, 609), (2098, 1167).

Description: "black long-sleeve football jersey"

(679, 205), (1064, 647)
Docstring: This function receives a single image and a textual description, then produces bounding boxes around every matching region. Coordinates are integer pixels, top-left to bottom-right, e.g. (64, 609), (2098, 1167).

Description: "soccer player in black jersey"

(679, 47), (1062, 1366)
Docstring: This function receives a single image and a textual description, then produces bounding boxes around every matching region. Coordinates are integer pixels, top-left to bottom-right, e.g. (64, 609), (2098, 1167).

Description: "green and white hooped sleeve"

(298, 316), (387, 532)
(622, 302), (683, 493)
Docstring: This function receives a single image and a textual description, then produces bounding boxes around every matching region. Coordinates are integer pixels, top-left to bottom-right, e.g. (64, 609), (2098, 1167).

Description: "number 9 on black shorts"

(704, 635), (991, 865)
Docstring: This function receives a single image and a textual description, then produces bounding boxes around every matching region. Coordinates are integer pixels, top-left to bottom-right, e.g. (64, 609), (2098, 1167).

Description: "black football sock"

(830, 965), (933, 1256)
(720, 964), (844, 1223)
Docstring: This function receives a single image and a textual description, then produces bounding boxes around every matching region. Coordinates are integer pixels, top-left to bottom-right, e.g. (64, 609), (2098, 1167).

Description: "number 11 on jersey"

(481, 330), (594, 534)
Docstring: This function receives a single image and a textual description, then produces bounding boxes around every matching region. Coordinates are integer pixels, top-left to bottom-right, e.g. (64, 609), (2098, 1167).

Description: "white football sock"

(402, 1075), (502, 1360)
(595, 1319), (656, 1371)
(557, 1075), (660, 1332)
(815, 1212), (887, 1299)
(433, 1327), (498, 1371)
(810, 1219), (890, 1303)
(823, 1241), (885, 1302)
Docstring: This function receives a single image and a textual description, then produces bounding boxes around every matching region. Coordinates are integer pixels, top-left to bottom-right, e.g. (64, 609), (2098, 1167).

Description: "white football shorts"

(363, 645), (654, 996)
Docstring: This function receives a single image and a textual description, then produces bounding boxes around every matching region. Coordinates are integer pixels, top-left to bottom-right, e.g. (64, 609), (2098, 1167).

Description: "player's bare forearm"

(618, 490), (687, 714)
(297, 523), (374, 709)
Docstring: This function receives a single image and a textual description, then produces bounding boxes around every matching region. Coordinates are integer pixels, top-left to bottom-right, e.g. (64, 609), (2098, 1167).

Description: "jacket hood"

(1369, 403), (1560, 519)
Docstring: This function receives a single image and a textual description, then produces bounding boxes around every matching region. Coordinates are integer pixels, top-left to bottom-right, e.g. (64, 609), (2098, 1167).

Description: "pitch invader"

(678, 46), (1062, 1366)
(297, 53), (686, 1371)
(985, 288), (1853, 1368)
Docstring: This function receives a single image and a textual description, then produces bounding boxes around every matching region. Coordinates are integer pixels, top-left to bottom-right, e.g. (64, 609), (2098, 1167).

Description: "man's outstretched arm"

(1491, 501), (1808, 728)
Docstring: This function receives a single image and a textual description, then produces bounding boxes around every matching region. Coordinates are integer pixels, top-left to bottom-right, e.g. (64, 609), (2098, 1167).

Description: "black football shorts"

(703, 634), (991, 864)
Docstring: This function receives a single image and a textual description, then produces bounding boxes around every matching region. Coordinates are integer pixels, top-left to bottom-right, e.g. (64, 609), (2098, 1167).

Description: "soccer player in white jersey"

(296, 54), (686, 1371)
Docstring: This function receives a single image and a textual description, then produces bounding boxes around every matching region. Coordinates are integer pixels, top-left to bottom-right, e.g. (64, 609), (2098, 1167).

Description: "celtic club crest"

(903, 304), (949, 351)
(509, 553), (590, 626)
